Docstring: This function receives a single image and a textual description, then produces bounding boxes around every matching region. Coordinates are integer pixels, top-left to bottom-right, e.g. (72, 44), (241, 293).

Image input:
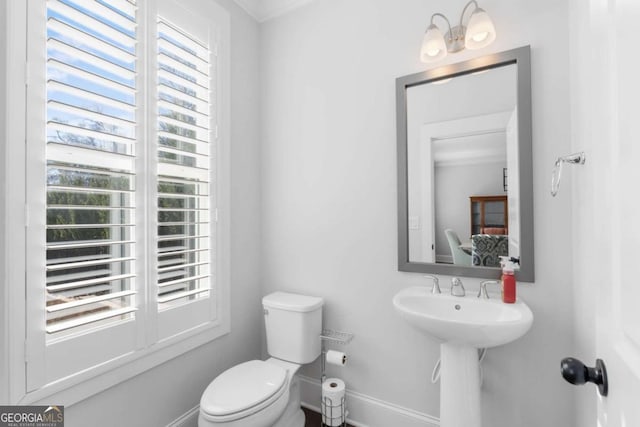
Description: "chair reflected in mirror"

(444, 229), (472, 266)
(471, 234), (508, 267)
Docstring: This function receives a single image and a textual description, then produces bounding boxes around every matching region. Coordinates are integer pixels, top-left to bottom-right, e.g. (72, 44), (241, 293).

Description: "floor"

(302, 407), (354, 427)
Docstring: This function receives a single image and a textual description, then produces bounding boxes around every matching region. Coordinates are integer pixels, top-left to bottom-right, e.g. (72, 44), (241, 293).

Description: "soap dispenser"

(499, 256), (516, 303)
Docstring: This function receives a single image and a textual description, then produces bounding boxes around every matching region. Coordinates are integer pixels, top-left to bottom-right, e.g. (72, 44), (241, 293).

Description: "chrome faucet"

(477, 280), (501, 299)
(424, 275), (441, 294)
(450, 277), (466, 297)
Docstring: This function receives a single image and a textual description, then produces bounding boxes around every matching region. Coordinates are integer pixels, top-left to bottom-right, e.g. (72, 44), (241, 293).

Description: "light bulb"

(464, 8), (496, 50)
(472, 31), (488, 42)
(420, 24), (447, 63)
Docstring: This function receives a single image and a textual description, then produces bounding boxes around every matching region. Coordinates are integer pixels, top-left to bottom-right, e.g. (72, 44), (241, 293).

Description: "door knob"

(560, 357), (608, 396)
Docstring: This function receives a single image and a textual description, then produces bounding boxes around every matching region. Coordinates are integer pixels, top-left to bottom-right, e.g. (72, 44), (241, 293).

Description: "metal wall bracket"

(551, 152), (586, 197)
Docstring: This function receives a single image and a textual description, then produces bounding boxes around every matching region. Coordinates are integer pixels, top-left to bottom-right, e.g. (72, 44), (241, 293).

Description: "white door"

(572, 0), (640, 424)
(596, 0), (640, 424)
(420, 126), (436, 263)
(505, 109), (519, 259)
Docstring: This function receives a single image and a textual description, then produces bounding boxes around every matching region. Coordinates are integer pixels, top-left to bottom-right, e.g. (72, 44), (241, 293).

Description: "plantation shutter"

(24, 0), (226, 392)
(155, 1), (216, 338)
(45, 0), (138, 336)
(24, 0), (142, 388)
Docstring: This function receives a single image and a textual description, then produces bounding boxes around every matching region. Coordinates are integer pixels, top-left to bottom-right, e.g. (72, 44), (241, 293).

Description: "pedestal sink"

(393, 286), (533, 427)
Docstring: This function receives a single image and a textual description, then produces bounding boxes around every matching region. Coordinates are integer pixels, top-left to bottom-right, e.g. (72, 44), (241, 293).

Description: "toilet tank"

(262, 292), (323, 364)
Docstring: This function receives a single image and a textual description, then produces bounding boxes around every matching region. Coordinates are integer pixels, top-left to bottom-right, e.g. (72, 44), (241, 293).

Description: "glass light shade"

(464, 8), (496, 50)
(420, 24), (447, 63)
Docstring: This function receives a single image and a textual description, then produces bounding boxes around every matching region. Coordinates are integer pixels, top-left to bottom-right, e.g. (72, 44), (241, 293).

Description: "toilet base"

(274, 408), (304, 427)
(273, 375), (304, 427)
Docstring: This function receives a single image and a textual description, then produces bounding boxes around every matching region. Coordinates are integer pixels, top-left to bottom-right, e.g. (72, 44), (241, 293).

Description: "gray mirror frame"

(396, 45), (534, 282)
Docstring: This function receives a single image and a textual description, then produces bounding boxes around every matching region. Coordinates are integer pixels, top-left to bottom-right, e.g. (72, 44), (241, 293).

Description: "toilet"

(198, 292), (323, 427)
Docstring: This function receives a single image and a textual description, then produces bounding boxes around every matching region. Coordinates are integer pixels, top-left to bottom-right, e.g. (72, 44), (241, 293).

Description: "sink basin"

(393, 285), (534, 427)
(393, 286), (533, 348)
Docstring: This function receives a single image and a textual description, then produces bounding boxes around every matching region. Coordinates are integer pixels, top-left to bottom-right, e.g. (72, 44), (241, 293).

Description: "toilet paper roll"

(322, 377), (346, 406)
(326, 350), (347, 367)
(322, 414), (345, 427)
(322, 378), (346, 427)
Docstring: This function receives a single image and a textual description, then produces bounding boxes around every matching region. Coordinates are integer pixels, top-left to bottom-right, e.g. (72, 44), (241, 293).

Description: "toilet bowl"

(198, 359), (301, 427)
(198, 292), (323, 427)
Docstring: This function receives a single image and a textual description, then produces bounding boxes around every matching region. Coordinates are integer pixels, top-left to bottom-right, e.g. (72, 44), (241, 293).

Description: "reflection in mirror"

(396, 46), (533, 281)
(406, 64), (518, 267)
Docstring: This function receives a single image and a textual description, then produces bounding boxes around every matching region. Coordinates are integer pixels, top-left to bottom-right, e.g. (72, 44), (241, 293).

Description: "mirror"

(396, 46), (534, 281)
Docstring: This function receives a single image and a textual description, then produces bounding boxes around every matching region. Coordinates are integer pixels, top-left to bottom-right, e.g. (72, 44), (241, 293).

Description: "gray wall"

(63, 0), (263, 425)
(260, 0), (575, 425)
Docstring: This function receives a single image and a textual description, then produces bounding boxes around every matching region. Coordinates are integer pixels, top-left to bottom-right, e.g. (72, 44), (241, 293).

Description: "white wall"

(0, 0), (8, 406)
(405, 64), (517, 126)
(434, 160), (507, 260)
(60, 1), (263, 425)
(260, 0), (575, 426)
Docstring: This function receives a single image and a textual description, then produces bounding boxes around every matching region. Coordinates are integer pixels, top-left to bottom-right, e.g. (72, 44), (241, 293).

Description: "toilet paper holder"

(322, 394), (347, 427)
(319, 329), (353, 426)
(320, 329), (354, 380)
(320, 329), (354, 345)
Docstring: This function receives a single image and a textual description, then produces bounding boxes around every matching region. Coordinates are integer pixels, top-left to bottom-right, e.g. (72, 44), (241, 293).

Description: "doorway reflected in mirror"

(406, 65), (518, 267)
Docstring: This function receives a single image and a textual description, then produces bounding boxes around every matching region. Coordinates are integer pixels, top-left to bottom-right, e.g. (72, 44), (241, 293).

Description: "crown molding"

(233, 0), (316, 22)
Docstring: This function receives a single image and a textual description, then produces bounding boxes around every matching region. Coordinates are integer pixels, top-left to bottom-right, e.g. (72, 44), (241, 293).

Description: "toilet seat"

(200, 360), (288, 423)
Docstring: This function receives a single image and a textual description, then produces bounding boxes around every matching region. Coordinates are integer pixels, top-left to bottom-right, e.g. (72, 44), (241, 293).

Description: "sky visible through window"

(47, 0), (136, 154)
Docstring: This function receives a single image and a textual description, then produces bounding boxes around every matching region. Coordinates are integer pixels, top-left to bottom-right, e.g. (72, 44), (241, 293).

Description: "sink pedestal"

(392, 287), (534, 427)
(440, 343), (481, 427)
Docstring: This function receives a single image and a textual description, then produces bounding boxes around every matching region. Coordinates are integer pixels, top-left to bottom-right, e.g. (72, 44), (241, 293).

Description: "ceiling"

(233, 0), (315, 22)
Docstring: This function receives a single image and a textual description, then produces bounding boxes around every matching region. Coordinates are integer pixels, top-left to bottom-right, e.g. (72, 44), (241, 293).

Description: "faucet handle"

(424, 275), (441, 294)
(478, 280), (501, 299)
(450, 277), (466, 297)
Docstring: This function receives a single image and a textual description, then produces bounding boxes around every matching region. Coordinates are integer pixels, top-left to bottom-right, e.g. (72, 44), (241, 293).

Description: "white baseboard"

(435, 254), (453, 264)
(299, 375), (439, 427)
(166, 405), (200, 427)
(168, 378), (440, 427)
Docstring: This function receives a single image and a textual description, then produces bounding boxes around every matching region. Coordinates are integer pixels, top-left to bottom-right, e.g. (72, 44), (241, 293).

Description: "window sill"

(18, 320), (229, 406)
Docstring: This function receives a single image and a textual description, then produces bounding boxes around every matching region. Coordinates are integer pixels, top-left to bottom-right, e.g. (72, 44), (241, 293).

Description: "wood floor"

(302, 407), (354, 427)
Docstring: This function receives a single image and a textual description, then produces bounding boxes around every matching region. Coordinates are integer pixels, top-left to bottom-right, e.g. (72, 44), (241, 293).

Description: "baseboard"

(167, 378), (440, 427)
(299, 375), (439, 427)
(435, 254), (453, 264)
(166, 405), (200, 427)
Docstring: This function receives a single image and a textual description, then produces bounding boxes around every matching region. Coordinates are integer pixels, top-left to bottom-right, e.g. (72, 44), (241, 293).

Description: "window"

(155, 15), (213, 319)
(2, 0), (230, 401)
(44, 0), (139, 339)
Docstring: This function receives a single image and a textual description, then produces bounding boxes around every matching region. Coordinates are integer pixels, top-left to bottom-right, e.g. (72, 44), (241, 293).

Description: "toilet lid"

(200, 360), (287, 417)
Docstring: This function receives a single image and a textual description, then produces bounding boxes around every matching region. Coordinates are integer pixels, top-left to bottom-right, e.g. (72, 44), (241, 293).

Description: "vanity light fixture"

(420, 0), (496, 63)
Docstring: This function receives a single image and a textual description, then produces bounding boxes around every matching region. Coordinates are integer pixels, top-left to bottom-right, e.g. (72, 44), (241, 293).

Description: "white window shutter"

(46, 0), (138, 336)
(155, 0), (218, 339)
(23, 0), (225, 393)
(26, 0), (141, 388)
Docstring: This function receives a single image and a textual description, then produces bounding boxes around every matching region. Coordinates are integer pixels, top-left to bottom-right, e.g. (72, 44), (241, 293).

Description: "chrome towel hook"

(551, 152), (586, 197)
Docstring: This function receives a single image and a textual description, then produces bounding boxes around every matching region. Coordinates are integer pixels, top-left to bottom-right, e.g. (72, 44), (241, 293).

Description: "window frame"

(1, 0), (230, 405)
